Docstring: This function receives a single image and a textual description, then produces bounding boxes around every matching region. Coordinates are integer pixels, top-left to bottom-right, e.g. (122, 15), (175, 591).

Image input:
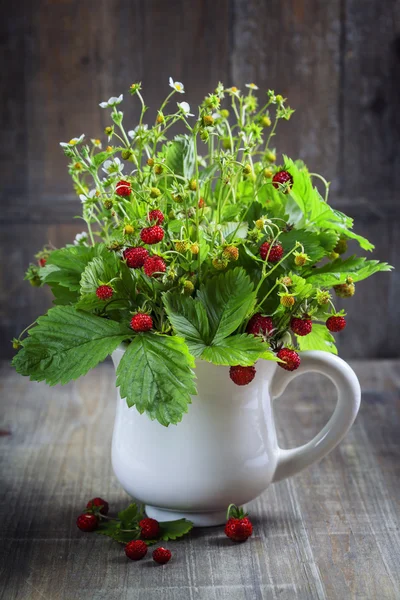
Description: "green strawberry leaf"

(96, 520), (140, 544)
(40, 244), (106, 291)
(116, 333), (196, 426)
(158, 519), (194, 541)
(306, 256), (393, 287)
(201, 334), (278, 366)
(197, 267), (256, 344)
(165, 135), (195, 178)
(12, 306), (132, 385)
(118, 503), (144, 528)
(296, 324), (338, 354)
(163, 293), (208, 356)
(80, 253), (121, 295)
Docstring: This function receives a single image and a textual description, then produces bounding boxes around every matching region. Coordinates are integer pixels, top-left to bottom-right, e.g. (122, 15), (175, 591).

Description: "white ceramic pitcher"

(111, 347), (361, 526)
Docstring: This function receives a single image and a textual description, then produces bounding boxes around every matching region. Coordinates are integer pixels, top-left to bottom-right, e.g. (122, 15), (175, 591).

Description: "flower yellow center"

(69, 139), (77, 145)
(106, 146), (113, 152)
(176, 84), (182, 90)
(94, 139), (101, 146)
(231, 87), (238, 92)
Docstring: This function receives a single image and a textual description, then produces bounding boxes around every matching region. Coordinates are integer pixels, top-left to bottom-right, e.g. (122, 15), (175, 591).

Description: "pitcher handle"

(270, 350), (361, 482)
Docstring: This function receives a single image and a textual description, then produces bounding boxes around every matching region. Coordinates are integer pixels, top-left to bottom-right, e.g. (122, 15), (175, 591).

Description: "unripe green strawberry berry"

(260, 115), (271, 127)
(212, 257), (228, 270)
(188, 179), (197, 191)
(147, 157), (155, 167)
(255, 219), (265, 230)
(223, 246), (239, 261)
(334, 238), (348, 255)
(280, 294), (295, 308)
(150, 187), (161, 198)
(154, 164), (163, 175)
(190, 243), (199, 255)
(203, 115), (214, 127)
(183, 280), (194, 295)
(263, 168), (273, 178)
(175, 240), (188, 253)
(266, 150), (276, 163)
(220, 109), (230, 119)
(294, 252), (309, 267)
(334, 283), (355, 298)
(243, 164), (252, 175)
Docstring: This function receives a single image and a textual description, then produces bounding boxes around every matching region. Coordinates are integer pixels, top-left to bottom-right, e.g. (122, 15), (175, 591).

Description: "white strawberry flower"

(102, 157), (124, 175)
(99, 94), (123, 108)
(128, 124), (148, 139)
(79, 189), (97, 204)
(245, 83), (259, 90)
(74, 232), (89, 245)
(169, 77), (185, 93)
(177, 101), (194, 117)
(60, 134), (85, 148)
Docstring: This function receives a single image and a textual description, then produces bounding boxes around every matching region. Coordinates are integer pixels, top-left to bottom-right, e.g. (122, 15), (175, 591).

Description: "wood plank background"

(1, 0), (399, 359)
(1, 359), (399, 599)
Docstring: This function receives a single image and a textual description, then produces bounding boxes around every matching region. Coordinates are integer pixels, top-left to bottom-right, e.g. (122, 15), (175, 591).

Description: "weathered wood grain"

(0, 361), (399, 599)
(0, 0), (398, 360)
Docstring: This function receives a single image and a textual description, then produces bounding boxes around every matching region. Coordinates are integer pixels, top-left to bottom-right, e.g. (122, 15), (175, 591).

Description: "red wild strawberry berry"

(76, 513), (98, 532)
(326, 315), (346, 332)
(152, 547), (172, 564)
(140, 225), (164, 245)
(246, 314), (274, 337)
(225, 517), (253, 543)
(148, 209), (164, 225)
(198, 197), (205, 209)
(277, 348), (301, 371)
(272, 170), (293, 192)
(116, 179), (132, 197)
(259, 241), (284, 263)
(86, 497), (109, 515)
(143, 256), (166, 278)
(96, 285), (113, 300)
(290, 317), (312, 336)
(123, 246), (149, 269)
(229, 365), (256, 386)
(39, 257), (47, 267)
(125, 540), (148, 561)
(130, 313), (153, 332)
(139, 518), (160, 540)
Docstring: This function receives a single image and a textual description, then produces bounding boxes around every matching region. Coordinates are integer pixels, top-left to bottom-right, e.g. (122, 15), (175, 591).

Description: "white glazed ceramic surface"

(111, 348), (361, 526)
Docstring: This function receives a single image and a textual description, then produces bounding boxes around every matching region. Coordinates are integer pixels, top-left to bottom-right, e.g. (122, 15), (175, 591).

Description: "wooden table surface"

(0, 359), (399, 600)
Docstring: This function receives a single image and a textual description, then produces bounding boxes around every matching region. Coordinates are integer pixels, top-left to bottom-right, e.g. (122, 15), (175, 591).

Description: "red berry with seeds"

(125, 540), (148, 561)
(225, 517), (253, 542)
(272, 170), (293, 192)
(76, 513), (98, 532)
(198, 197), (205, 209)
(86, 497), (109, 515)
(139, 518), (160, 540)
(326, 315), (346, 332)
(229, 365), (256, 386)
(140, 225), (164, 245)
(277, 348), (301, 371)
(246, 314), (274, 337)
(96, 285), (113, 300)
(116, 179), (132, 197)
(152, 547), (172, 565)
(259, 241), (284, 263)
(130, 313), (153, 332)
(148, 209), (164, 225)
(290, 317), (312, 337)
(39, 257), (47, 267)
(123, 246), (149, 269)
(143, 256), (166, 278)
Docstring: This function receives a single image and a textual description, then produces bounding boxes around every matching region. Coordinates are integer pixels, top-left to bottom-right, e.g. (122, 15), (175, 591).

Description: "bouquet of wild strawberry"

(13, 78), (392, 426)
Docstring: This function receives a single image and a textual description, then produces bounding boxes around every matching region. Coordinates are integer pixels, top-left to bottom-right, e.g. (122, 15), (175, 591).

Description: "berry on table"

(143, 256), (166, 277)
(96, 285), (113, 300)
(148, 209), (164, 225)
(152, 547), (172, 564)
(326, 315), (346, 332)
(224, 505), (253, 543)
(290, 316), (312, 336)
(140, 225), (164, 245)
(272, 170), (293, 192)
(123, 246), (149, 268)
(246, 314), (273, 337)
(76, 514), (98, 532)
(277, 348), (301, 371)
(116, 179), (131, 197)
(229, 365), (256, 386)
(125, 540), (148, 561)
(130, 313), (153, 332)
(139, 518), (160, 540)
(86, 497), (109, 515)
(259, 241), (284, 263)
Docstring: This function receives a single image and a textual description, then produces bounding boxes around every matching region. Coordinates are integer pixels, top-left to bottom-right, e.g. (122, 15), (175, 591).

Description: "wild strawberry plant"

(13, 79), (392, 425)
